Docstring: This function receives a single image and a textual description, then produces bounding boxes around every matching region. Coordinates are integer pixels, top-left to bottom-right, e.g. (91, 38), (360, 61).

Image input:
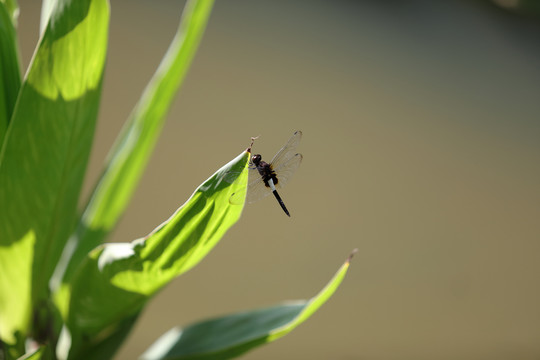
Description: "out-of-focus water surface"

(17, 1), (540, 359)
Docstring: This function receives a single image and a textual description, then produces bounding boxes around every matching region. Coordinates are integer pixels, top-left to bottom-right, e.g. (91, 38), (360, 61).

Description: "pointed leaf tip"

(140, 250), (352, 360)
(347, 248), (358, 263)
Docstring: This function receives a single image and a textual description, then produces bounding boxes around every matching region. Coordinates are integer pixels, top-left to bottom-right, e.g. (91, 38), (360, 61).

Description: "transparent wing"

(242, 152), (303, 204)
(230, 131), (303, 205)
(270, 130), (302, 171)
(229, 166), (274, 205)
(245, 169), (273, 204)
(273, 153), (302, 190)
(224, 159), (257, 184)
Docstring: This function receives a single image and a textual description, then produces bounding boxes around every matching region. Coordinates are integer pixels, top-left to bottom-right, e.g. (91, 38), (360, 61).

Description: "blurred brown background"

(17, 1), (540, 359)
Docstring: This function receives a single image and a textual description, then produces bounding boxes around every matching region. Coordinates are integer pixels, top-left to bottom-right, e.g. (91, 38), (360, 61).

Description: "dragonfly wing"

(230, 131), (303, 206)
(273, 153), (302, 190)
(245, 175), (273, 204)
(223, 161), (256, 184)
(227, 167), (260, 205)
(231, 167), (274, 205)
(270, 130), (302, 171)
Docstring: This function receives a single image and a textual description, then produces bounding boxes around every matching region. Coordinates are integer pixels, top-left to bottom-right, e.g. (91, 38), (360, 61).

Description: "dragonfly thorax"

(252, 154), (278, 187)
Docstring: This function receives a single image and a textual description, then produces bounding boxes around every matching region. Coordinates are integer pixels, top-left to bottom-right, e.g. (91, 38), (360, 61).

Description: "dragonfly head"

(251, 154), (262, 166)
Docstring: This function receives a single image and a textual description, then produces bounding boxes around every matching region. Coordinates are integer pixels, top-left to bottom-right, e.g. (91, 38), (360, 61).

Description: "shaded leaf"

(56, 0), (216, 287)
(0, 0), (21, 144)
(140, 251), (355, 360)
(57, 151), (249, 360)
(0, 0), (109, 354)
(0, 0), (18, 27)
(56, 311), (141, 360)
(16, 345), (53, 360)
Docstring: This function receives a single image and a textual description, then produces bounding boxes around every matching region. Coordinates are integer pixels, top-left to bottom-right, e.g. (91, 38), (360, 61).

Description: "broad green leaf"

(56, 0), (216, 287)
(0, 0), (109, 353)
(57, 151), (249, 360)
(140, 251), (356, 360)
(0, 0), (21, 144)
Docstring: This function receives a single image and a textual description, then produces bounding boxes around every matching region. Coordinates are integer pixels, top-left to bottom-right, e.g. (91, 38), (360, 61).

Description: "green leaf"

(0, 231), (33, 356)
(0, 0), (19, 27)
(56, 310), (141, 360)
(56, 151), (249, 360)
(0, 0), (109, 352)
(0, 0), (21, 144)
(40, 0), (55, 35)
(16, 345), (53, 360)
(56, 0), (216, 287)
(140, 251), (356, 360)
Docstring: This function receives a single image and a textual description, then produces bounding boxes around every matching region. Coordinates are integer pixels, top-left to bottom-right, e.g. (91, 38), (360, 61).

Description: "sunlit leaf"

(140, 251), (355, 360)
(57, 151), (248, 360)
(55, 0), (216, 288)
(0, 0), (109, 354)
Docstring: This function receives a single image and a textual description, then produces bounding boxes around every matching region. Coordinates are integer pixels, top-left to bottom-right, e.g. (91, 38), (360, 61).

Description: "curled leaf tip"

(247, 135), (260, 153)
(347, 248), (358, 262)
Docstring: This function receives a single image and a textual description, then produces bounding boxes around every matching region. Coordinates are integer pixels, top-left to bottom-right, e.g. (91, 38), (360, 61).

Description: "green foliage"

(140, 255), (353, 360)
(0, 0), (20, 144)
(17, 345), (54, 360)
(57, 152), (249, 360)
(0, 1), (352, 359)
(57, 0), (217, 286)
(0, 0), (108, 354)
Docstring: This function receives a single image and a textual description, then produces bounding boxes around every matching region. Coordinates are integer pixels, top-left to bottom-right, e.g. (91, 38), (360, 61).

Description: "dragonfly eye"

(252, 154), (262, 165)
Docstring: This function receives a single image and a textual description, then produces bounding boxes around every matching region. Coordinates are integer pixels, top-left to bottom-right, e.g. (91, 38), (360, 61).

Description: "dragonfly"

(231, 131), (303, 217)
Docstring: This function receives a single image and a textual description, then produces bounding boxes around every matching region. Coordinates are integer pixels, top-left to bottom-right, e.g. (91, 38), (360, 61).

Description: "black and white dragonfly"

(230, 131), (303, 216)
